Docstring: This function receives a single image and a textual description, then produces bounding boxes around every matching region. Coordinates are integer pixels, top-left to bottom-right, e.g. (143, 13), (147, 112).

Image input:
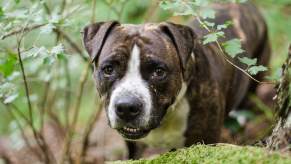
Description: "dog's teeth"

(123, 127), (140, 133)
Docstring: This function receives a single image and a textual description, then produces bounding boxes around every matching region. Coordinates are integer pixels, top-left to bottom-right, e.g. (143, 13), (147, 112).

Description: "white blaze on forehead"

(108, 44), (152, 128)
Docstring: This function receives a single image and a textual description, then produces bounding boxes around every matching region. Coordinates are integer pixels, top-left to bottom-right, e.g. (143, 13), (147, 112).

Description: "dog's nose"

(115, 98), (142, 121)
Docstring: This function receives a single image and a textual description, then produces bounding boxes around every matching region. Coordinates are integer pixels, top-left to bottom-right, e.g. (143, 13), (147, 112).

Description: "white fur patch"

(108, 44), (152, 128)
(139, 82), (190, 149)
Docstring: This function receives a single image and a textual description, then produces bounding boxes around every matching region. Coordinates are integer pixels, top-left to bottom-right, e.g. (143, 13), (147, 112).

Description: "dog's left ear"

(158, 22), (196, 73)
(82, 21), (120, 62)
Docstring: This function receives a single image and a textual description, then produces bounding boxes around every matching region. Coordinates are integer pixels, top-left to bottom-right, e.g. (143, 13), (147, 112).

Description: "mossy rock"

(112, 144), (291, 164)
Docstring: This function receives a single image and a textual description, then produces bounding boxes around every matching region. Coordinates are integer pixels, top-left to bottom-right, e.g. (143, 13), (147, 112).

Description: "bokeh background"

(0, 0), (290, 163)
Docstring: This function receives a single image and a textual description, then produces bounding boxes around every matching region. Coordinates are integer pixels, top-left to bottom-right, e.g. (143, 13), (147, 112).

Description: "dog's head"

(83, 21), (196, 140)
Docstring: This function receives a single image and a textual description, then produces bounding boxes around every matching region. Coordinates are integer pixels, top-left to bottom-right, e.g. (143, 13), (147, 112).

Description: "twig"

(143, 0), (159, 22)
(118, 0), (129, 21)
(9, 103), (31, 125)
(60, 0), (67, 15)
(101, 0), (129, 21)
(60, 62), (91, 164)
(196, 17), (273, 84)
(1, 102), (43, 161)
(40, 80), (51, 130)
(54, 28), (88, 62)
(42, 2), (51, 16)
(77, 100), (104, 164)
(17, 20), (56, 164)
(91, 0), (97, 23)
(101, 0), (119, 16)
(74, 2), (104, 163)
(17, 29), (34, 142)
(1, 24), (46, 40)
(41, 1), (88, 62)
(64, 59), (71, 130)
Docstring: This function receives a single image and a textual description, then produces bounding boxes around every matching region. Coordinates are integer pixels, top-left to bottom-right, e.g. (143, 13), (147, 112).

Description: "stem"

(40, 80), (51, 130)
(1, 24), (46, 40)
(54, 29), (88, 62)
(17, 36), (51, 163)
(1, 102), (43, 162)
(102, 0), (119, 16)
(60, 62), (91, 164)
(78, 100), (104, 164)
(143, 0), (159, 22)
(16, 17), (56, 164)
(91, 0), (97, 23)
(196, 17), (272, 84)
(64, 59), (71, 130)
(60, 0), (67, 14)
(118, 0), (129, 21)
(17, 39), (34, 128)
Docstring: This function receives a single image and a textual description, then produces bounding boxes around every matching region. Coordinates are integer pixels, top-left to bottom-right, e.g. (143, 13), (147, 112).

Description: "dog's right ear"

(82, 21), (120, 62)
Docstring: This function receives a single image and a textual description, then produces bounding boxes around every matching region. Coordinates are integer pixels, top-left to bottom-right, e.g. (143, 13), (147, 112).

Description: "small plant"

(159, 0), (269, 83)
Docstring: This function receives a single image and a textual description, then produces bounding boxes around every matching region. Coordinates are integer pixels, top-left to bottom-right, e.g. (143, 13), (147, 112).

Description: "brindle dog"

(82, 3), (270, 159)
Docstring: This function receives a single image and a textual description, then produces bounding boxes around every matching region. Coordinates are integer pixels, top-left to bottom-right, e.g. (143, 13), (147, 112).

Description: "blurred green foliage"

(0, 0), (290, 139)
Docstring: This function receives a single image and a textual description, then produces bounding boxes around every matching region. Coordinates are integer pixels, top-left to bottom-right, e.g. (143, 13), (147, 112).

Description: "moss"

(112, 144), (291, 164)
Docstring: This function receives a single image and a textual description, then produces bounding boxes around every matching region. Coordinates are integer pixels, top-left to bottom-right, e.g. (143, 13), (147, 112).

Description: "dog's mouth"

(117, 126), (150, 140)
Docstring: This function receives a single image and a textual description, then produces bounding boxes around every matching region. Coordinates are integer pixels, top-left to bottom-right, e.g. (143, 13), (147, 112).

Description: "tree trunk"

(266, 45), (291, 151)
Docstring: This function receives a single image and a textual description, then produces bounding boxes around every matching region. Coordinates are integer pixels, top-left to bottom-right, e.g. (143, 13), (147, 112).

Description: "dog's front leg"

(125, 141), (146, 159)
(184, 83), (226, 145)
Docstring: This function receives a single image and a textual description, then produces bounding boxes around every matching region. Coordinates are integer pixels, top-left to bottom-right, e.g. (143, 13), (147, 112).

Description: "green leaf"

(0, 7), (4, 20)
(217, 21), (233, 30)
(200, 8), (215, 19)
(43, 56), (55, 65)
(223, 39), (244, 58)
(40, 24), (55, 34)
(0, 82), (18, 104)
(203, 31), (224, 45)
(0, 53), (17, 77)
(203, 21), (215, 27)
(238, 57), (257, 66)
(4, 93), (18, 104)
(51, 43), (64, 55)
(159, 1), (180, 11)
(57, 53), (67, 61)
(21, 46), (48, 59)
(248, 65), (268, 75)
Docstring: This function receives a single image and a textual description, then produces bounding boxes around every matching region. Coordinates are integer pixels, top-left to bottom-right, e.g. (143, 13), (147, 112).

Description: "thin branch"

(40, 80), (51, 130)
(196, 17), (274, 84)
(91, 0), (97, 23)
(54, 28), (88, 62)
(41, 1), (88, 62)
(16, 21), (56, 164)
(118, 0), (129, 21)
(60, 0), (67, 15)
(9, 103), (31, 125)
(17, 29), (34, 140)
(101, 0), (119, 16)
(143, 0), (159, 22)
(60, 62), (91, 164)
(42, 2), (51, 16)
(64, 57), (71, 130)
(1, 24), (46, 40)
(1, 102), (43, 161)
(78, 100), (104, 164)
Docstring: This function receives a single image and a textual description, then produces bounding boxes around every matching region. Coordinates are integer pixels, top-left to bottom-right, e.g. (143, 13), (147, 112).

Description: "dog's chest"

(138, 96), (190, 149)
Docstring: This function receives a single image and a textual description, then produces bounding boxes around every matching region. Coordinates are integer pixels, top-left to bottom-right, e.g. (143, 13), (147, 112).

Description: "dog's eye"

(102, 65), (114, 76)
(152, 67), (167, 79)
